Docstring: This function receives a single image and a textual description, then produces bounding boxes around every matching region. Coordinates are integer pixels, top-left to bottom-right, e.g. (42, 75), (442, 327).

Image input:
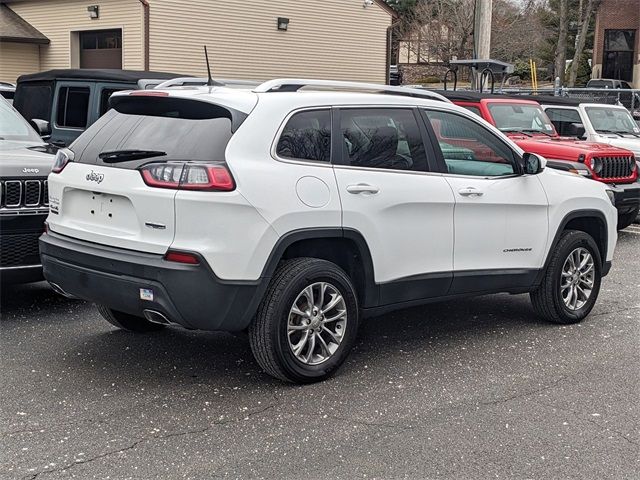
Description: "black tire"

(530, 230), (602, 324)
(617, 207), (639, 230)
(96, 304), (166, 332)
(248, 258), (359, 383)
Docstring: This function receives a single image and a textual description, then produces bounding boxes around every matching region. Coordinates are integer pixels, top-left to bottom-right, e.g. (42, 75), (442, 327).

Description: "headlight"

(630, 156), (637, 172)
(52, 148), (74, 174)
(590, 157), (603, 175)
(605, 190), (616, 207)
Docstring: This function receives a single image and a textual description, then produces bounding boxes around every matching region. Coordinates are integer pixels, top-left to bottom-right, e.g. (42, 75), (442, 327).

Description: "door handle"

(458, 187), (484, 197)
(346, 183), (380, 195)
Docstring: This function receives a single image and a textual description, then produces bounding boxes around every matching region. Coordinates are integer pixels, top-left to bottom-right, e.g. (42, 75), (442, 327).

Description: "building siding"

(148, 0), (392, 83)
(8, 0), (144, 72)
(0, 43), (40, 83)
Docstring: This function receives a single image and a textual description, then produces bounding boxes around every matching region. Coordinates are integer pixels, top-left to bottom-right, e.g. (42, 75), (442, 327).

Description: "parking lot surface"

(1, 228), (639, 480)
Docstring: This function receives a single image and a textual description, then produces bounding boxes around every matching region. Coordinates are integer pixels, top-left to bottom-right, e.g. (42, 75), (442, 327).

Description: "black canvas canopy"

(17, 69), (181, 84)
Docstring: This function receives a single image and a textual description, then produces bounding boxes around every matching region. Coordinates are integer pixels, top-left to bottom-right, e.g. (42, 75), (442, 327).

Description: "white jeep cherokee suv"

(40, 79), (618, 383)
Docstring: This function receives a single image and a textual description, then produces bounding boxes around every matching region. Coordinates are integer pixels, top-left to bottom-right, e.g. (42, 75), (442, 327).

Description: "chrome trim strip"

(0, 264), (42, 271)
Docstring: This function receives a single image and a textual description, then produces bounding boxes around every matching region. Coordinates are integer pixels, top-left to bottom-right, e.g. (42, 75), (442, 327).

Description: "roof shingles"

(0, 4), (49, 44)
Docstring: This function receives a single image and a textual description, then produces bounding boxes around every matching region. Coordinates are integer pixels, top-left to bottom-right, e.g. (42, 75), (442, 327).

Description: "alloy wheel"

(287, 282), (347, 365)
(560, 247), (595, 311)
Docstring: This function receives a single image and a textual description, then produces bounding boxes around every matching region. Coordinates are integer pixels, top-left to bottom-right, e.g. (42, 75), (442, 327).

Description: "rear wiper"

(98, 149), (167, 163)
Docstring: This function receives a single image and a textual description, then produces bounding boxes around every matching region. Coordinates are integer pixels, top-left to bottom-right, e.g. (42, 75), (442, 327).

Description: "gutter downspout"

(139, 0), (149, 70)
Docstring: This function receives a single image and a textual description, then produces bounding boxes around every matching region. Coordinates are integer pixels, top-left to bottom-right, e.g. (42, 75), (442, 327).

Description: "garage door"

(80, 29), (122, 69)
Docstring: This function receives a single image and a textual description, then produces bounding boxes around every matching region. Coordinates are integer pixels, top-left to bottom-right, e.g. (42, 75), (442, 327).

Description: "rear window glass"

(56, 86), (90, 128)
(276, 110), (331, 162)
(71, 107), (234, 167)
(14, 83), (52, 122)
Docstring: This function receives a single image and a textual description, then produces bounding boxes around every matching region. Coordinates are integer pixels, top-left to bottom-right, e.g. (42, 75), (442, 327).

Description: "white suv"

(40, 79), (618, 383)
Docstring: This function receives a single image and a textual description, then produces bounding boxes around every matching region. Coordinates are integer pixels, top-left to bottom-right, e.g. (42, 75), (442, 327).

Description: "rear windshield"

(14, 83), (53, 122)
(0, 97), (42, 142)
(70, 99), (238, 167)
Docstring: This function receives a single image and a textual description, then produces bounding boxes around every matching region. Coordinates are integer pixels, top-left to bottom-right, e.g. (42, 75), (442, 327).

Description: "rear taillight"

(51, 148), (74, 174)
(164, 250), (200, 265)
(139, 163), (235, 191)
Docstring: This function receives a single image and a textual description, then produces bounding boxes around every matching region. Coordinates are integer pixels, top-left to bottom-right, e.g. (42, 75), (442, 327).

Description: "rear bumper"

(610, 182), (640, 213)
(39, 231), (264, 331)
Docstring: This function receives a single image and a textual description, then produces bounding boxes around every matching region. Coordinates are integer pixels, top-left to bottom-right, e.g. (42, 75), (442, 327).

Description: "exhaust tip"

(49, 282), (77, 299)
(143, 309), (172, 325)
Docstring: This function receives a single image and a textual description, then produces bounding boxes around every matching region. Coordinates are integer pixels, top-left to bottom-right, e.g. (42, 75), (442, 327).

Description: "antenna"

(203, 46), (222, 87)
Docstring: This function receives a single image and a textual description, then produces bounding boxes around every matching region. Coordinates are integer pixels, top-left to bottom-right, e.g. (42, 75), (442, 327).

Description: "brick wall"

(592, 0), (640, 71)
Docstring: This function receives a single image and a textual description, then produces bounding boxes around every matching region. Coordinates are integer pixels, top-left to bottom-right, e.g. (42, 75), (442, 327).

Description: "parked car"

(0, 82), (15, 102)
(586, 79), (633, 89)
(389, 65), (402, 86)
(438, 91), (639, 229)
(40, 79), (618, 383)
(0, 97), (54, 284)
(13, 69), (180, 147)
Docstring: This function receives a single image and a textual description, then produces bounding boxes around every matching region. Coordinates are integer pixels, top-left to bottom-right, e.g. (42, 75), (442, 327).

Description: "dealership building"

(591, 0), (640, 88)
(0, 0), (394, 84)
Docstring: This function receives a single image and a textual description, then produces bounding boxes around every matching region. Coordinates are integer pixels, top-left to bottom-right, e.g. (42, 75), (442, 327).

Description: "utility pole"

(473, 0), (492, 90)
(473, 0), (492, 60)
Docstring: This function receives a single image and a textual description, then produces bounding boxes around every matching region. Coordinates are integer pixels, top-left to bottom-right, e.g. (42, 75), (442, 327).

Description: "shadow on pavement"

(45, 292), (554, 389)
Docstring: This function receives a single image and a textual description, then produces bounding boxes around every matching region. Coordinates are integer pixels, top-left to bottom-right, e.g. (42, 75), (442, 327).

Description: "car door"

(422, 108), (549, 294)
(333, 107), (456, 305)
(51, 81), (93, 146)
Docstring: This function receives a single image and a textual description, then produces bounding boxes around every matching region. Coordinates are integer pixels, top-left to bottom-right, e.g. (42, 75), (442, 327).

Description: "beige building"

(0, 0), (395, 84)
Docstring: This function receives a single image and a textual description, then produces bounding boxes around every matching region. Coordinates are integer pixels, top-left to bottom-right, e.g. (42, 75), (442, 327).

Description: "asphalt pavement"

(1, 228), (639, 479)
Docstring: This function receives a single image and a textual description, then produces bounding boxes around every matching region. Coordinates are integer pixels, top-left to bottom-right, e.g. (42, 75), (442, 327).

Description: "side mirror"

(566, 122), (586, 139)
(29, 118), (51, 138)
(522, 152), (546, 175)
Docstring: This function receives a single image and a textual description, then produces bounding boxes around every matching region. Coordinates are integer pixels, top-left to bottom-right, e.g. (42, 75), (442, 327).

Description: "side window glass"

(424, 109), (516, 177)
(100, 88), (124, 116)
(339, 108), (428, 172)
(545, 108), (582, 136)
(276, 110), (331, 162)
(56, 86), (90, 128)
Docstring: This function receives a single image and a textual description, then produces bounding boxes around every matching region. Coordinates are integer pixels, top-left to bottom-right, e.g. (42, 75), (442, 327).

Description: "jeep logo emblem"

(86, 171), (104, 184)
(23, 167), (40, 174)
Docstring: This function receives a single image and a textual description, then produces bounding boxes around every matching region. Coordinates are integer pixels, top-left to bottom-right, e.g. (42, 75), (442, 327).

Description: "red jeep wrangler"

(439, 91), (640, 229)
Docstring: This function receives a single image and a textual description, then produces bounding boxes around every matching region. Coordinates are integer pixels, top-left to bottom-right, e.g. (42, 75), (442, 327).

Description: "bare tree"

(567, 0), (600, 86)
(554, 0), (569, 84)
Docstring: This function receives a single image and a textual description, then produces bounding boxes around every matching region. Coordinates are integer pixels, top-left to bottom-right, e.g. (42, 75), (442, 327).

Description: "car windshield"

(488, 103), (556, 135)
(586, 107), (640, 134)
(0, 98), (42, 142)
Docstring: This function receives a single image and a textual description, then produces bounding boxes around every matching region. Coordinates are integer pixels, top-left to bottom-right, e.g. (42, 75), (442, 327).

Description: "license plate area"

(62, 189), (139, 234)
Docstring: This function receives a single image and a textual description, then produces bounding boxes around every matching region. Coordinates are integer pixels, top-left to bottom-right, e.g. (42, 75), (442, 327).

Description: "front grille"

(0, 232), (41, 267)
(0, 179), (49, 209)
(596, 156), (635, 180)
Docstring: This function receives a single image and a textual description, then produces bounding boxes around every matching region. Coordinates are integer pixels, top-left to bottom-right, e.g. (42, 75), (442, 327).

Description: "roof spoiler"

(153, 77), (261, 90)
(253, 79), (450, 103)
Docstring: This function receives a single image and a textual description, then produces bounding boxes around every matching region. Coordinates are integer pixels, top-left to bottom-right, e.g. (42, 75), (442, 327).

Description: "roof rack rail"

(253, 79), (450, 103)
(154, 77), (261, 89)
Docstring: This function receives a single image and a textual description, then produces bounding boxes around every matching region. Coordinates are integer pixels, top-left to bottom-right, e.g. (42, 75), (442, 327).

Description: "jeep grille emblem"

(23, 167), (40, 174)
(86, 171), (104, 184)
